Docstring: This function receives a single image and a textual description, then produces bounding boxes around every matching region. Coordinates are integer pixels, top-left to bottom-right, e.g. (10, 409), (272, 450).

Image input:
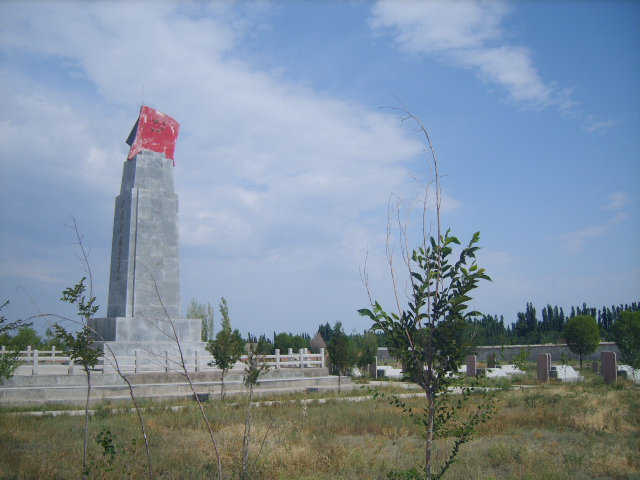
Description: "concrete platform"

(0, 367), (354, 407)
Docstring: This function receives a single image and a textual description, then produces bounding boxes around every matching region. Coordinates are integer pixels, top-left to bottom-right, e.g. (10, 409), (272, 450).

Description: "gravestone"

(617, 365), (640, 384)
(484, 368), (507, 378)
(537, 353), (551, 382)
(497, 364), (526, 376)
(549, 365), (584, 383)
(466, 355), (477, 377)
(487, 353), (496, 368)
(91, 107), (204, 364)
(592, 361), (599, 373)
(601, 351), (617, 384)
(368, 362), (377, 380)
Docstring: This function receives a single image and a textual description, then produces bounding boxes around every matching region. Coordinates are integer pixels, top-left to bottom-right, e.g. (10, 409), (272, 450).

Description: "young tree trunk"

(128, 380), (153, 479)
(242, 384), (254, 479)
(221, 370), (226, 400)
(425, 390), (435, 480)
(83, 369), (91, 480)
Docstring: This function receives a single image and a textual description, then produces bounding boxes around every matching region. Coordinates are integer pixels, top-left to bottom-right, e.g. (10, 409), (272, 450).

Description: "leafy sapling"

(0, 301), (32, 381)
(513, 348), (529, 372)
(241, 339), (271, 479)
(54, 277), (100, 479)
(360, 231), (494, 479)
(328, 321), (355, 392)
(359, 105), (495, 480)
(206, 298), (245, 400)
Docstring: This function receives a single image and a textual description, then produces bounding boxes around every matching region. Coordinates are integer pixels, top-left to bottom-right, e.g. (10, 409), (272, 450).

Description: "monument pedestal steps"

(0, 368), (354, 407)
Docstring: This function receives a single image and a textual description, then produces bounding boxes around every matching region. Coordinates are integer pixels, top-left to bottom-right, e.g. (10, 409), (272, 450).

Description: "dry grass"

(0, 380), (638, 479)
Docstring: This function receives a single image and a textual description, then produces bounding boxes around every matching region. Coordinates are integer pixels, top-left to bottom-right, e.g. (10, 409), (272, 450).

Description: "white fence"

(0, 346), (325, 376)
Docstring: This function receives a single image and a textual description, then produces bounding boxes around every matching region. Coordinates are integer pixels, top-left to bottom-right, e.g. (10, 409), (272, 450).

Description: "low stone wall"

(377, 342), (619, 364)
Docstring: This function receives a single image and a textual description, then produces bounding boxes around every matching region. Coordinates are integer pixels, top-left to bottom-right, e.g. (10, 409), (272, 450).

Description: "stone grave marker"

(537, 353), (551, 382)
(487, 353), (496, 368)
(466, 355), (477, 377)
(601, 351), (617, 384)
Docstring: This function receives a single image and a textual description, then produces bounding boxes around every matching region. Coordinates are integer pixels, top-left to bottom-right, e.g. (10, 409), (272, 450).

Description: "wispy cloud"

(561, 193), (630, 253)
(602, 191), (631, 211)
(370, 0), (612, 127)
(583, 116), (617, 134)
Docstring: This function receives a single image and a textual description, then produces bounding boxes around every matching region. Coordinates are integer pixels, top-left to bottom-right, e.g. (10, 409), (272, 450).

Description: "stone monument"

(91, 106), (204, 365)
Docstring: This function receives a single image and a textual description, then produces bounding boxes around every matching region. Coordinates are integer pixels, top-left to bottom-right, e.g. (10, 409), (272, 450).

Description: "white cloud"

(370, 0), (570, 110)
(561, 211), (628, 254)
(602, 191), (631, 211)
(559, 193), (631, 255)
(583, 116), (617, 134)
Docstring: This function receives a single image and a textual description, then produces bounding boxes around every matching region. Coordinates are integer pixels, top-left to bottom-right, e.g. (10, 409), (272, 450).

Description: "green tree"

(274, 332), (309, 353)
(0, 300), (33, 335)
(358, 106), (494, 480)
(206, 299), (244, 400)
(53, 278), (100, 479)
(512, 348), (529, 372)
(356, 330), (378, 374)
(9, 326), (42, 351)
(0, 301), (30, 381)
(317, 322), (333, 344)
(360, 231), (493, 479)
(611, 310), (640, 369)
(186, 298), (215, 341)
(0, 349), (20, 381)
(241, 338), (271, 479)
(220, 297), (231, 331)
(328, 321), (355, 391)
(564, 315), (600, 368)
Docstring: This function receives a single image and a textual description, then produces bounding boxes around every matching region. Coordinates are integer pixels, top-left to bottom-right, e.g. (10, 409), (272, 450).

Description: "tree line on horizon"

(245, 301), (640, 353)
(2, 300), (638, 354)
(464, 301), (639, 347)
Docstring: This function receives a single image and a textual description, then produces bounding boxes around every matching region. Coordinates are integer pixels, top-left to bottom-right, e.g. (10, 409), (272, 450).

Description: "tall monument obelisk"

(92, 106), (203, 363)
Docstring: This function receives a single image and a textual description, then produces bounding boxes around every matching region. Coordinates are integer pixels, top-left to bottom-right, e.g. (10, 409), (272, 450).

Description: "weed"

(1, 382), (638, 479)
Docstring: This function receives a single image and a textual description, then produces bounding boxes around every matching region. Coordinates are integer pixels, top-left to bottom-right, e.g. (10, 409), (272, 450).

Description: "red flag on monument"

(126, 106), (180, 165)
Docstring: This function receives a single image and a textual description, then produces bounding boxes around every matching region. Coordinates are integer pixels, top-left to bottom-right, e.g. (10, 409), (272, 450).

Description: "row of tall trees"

(186, 298), (384, 362)
(462, 302), (639, 346)
(5, 298), (638, 355)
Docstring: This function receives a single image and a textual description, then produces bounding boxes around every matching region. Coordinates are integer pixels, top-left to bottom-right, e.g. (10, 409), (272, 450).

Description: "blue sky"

(1, 0), (638, 338)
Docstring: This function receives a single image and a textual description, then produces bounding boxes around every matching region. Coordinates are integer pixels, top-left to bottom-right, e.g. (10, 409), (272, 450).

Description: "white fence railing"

(0, 346), (325, 376)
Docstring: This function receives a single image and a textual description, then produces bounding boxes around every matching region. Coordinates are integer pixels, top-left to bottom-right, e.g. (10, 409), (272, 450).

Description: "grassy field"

(1, 375), (638, 479)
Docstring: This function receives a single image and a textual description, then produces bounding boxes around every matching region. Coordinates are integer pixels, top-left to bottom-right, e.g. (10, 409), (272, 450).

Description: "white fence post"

(51, 346), (56, 358)
(299, 349), (304, 371)
(68, 358), (74, 375)
(165, 350), (170, 373)
(135, 350), (140, 373)
(196, 350), (201, 373)
(320, 348), (325, 369)
(32, 349), (39, 376)
(275, 349), (280, 369)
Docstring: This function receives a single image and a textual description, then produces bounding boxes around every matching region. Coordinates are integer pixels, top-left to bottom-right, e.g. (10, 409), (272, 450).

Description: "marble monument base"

(90, 316), (206, 367)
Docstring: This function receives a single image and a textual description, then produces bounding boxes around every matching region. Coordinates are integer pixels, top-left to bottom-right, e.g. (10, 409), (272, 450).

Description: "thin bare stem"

(383, 102), (443, 480)
(141, 265), (223, 479)
(63, 219), (154, 479)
